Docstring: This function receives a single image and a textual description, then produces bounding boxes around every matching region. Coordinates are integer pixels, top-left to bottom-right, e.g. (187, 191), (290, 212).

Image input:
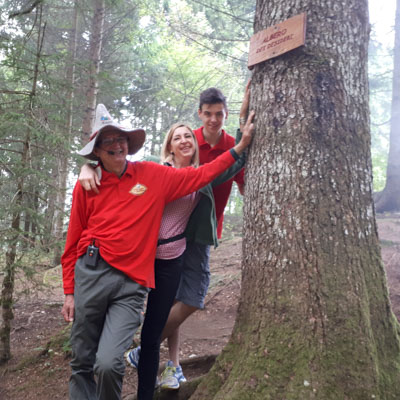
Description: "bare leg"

(167, 326), (180, 366)
(161, 301), (198, 340)
(161, 301), (198, 365)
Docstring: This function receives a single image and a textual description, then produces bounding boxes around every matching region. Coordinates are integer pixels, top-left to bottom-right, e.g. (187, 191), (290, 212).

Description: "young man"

(62, 103), (253, 400)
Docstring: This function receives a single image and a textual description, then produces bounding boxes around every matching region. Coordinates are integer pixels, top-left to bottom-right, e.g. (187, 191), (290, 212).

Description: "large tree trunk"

(81, 0), (105, 140)
(190, 0), (400, 399)
(375, 0), (400, 212)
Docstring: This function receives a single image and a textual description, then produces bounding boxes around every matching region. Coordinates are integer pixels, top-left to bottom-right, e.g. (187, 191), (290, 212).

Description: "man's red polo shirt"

(194, 127), (245, 238)
(61, 150), (237, 294)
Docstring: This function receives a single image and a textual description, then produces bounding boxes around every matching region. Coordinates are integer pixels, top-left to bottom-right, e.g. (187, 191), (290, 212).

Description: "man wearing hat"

(61, 103), (254, 400)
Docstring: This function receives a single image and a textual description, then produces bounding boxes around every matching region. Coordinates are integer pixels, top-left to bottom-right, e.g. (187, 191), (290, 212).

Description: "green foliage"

(0, 1), (254, 342)
(121, 0), (254, 157)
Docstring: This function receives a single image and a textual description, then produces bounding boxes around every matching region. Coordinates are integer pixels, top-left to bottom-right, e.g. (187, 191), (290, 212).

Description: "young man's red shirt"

(194, 127), (245, 238)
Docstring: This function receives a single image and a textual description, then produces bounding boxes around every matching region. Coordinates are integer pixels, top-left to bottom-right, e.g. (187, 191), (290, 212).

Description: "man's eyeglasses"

(98, 137), (128, 147)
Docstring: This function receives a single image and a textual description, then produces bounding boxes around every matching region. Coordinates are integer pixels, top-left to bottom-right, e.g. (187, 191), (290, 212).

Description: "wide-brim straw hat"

(77, 104), (146, 161)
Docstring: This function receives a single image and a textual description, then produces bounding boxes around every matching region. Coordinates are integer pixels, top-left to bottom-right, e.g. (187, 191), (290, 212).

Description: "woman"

(135, 120), (250, 399)
(136, 123), (203, 399)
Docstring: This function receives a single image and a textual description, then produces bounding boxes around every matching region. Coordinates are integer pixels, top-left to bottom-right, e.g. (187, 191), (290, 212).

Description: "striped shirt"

(156, 192), (200, 260)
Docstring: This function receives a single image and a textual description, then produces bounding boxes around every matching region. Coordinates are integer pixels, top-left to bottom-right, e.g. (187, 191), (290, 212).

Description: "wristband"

(239, 117), (246, 125)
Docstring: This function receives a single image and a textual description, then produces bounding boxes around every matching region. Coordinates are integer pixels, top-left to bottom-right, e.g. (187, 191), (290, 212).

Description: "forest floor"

(1, 214), (400, 400)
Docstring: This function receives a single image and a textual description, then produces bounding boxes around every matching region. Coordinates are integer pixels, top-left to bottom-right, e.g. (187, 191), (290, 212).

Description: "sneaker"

(175, 365), (187, 384)
(125, 346), (140, 369)
(155, 376), (160, 388)
(160, 360), (186, 390)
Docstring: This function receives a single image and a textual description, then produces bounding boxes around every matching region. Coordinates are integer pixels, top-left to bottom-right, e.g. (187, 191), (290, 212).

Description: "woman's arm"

(79, 163), (100, 194)
(232, 110), (255, 155)
(211, 131), (246, 188)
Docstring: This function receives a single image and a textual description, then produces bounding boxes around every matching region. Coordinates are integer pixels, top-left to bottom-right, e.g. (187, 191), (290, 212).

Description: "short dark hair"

(199, 87), (227, 110)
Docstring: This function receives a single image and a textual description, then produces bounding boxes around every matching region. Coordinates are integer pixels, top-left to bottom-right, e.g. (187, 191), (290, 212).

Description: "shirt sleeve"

(233, 129), (245, 186)
(211, 151), (246, 188)
(162, 150), (237, 203)
(61, 182), (88, 294)
(234, 167), (245, 186)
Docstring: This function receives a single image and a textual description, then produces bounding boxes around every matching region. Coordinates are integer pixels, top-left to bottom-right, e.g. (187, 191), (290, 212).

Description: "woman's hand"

(233, 110), (255, 154)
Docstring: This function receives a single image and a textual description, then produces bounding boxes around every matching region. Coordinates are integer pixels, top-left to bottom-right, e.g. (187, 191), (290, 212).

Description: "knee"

(70, 347), (95, 372)
(166, 303), (197, 329)
(176, 302), (198, 320)
(94, 353), (124, 378)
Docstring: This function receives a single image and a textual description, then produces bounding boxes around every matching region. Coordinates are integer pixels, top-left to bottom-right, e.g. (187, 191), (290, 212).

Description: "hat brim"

(77, 125), (146, 161)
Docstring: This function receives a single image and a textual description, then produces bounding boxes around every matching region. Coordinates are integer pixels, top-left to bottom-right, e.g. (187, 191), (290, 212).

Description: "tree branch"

(9, 0), (44, 19)
(0, 90), (32, 96)
(188, 0), (253, 24)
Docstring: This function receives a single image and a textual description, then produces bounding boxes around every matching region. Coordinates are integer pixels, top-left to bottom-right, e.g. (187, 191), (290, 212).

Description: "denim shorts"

(175, 242), (211, 309)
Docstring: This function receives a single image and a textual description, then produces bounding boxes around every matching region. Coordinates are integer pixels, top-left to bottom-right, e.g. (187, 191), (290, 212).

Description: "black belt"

(157, 232), (186, 246)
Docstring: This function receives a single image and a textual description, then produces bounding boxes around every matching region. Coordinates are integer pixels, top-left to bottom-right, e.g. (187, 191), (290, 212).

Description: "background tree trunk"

(52, 1), (79, 266)
(375, 0), (400, 212)
(190, 0), (400, 398)
(81, 0), (105, 140)
(0, 3), (45, 364)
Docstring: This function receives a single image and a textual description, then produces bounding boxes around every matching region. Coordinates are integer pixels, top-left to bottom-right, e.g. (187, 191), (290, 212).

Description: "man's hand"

(61, 294), (75, 323)
(79, 163), (100, 194)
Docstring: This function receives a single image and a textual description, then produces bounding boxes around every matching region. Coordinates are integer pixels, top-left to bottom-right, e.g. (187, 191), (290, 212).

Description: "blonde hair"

(160, 123), (200, 167)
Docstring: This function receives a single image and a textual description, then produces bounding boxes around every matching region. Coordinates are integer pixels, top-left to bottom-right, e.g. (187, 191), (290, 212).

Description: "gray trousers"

(69, 256), (148, 400)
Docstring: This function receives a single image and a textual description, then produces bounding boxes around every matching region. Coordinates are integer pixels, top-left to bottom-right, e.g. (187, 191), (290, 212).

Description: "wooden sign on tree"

(248, 12), (307, 68)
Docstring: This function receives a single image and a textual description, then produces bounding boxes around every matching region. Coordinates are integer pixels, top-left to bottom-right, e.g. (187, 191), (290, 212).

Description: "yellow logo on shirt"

(130, 183), (147, 196)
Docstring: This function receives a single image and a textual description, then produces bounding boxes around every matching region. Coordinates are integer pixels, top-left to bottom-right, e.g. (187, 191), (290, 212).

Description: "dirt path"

(1, 216), (400, 400)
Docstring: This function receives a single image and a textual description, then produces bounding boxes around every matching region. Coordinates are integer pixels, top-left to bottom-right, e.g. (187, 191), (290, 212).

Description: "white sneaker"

(160, 360), (185, 390)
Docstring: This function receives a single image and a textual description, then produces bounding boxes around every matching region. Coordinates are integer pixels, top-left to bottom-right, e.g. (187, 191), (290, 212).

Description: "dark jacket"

(184, 130), (245, 248)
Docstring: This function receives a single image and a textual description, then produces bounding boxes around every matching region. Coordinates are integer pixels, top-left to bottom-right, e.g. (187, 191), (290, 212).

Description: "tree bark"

(81, 0), (105, 140)
(0, 115), (31, 365)
(0, 3), (44, 365)
(190, 0), (400, 399)
(375, 0), (400, 212)
(0, 209), (21, 365)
